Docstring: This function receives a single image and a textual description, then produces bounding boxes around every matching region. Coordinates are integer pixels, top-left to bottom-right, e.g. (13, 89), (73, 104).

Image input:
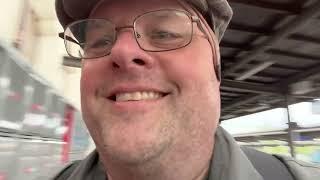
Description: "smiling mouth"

(108, 91), (169, 102)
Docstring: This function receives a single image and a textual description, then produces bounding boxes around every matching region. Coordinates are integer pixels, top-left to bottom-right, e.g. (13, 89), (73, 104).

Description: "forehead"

(90, 0), (184, 23)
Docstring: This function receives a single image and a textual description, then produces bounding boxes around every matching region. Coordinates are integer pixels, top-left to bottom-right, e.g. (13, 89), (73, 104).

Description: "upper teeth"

(116, 91), (162, 102)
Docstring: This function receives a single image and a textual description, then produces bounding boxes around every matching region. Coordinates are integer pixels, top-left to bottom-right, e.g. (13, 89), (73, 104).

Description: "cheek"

(80, 67), (96, 99)
(80, 62), (107, 132)
(80, 60), (107, 97)
(158, 43), (215, 88)
(80, 62), (109, 120)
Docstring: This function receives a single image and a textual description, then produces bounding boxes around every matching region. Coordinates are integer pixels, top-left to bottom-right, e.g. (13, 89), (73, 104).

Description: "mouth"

(107, 91), (169, 102)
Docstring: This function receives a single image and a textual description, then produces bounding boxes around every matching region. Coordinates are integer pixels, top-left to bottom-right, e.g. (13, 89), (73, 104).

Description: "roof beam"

(223, 59), (301, 73)
(221, 101), (288, 120)
(267, 49), (320, 62)
(222, 64), (320, 117)
(221, 79), (282, 95)
(235, 62), (274, 80)
(226, 72), (278, 82)
(221, 35), (320, 50)
(276, 64), (320, 87)
(223, 1), (320, 75)
(221, 91), (242, 97)
(229, 0), (301, 14)
(222, 94), (264, 112)
(220, 41), (252, 51)
(228, 23), (271, 35)
(290, 34), (320, 45)
(227, 27), (320, 45)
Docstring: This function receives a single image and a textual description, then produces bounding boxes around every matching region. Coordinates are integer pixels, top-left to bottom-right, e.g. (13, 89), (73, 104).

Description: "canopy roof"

(220, 0), (320, 120)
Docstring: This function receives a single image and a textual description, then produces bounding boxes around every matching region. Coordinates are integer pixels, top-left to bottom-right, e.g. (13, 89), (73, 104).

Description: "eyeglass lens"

(64, 10), (193, 59)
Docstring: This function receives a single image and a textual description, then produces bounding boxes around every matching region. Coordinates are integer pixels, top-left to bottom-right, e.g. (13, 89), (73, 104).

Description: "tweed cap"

(55, 0), (233, 42)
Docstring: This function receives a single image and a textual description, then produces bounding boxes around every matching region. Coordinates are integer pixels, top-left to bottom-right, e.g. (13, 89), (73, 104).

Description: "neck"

(100, 138), (214, 180)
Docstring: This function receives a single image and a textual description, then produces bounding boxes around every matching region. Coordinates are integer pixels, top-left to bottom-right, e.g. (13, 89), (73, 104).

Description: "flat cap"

(55, 0), (233, 41)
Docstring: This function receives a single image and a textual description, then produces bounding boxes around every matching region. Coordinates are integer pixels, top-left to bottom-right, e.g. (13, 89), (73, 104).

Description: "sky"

(221, 100), (320, 135)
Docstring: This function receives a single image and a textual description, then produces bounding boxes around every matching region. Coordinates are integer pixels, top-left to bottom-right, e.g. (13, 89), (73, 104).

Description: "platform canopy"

(220, 0), (320, 120)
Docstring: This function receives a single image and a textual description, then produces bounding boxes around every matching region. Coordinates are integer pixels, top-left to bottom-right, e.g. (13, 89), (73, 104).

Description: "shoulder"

(52, 150), (104, 180)
(52, 160), (82, 180)
(276, 155), (320, 180)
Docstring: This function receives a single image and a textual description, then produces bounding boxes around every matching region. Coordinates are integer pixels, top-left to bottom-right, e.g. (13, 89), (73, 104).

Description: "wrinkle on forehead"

(89, 0), (186, 25)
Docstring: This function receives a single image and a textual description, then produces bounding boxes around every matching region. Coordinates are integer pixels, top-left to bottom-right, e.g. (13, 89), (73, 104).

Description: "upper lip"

(105, 85), (170, 99)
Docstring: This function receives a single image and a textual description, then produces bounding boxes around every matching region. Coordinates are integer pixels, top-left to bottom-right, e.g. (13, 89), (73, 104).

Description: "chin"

(95, 121), (173, 165)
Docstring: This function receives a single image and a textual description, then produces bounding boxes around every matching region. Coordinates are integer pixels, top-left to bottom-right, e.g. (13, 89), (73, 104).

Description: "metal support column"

(285, 94), (296, 158)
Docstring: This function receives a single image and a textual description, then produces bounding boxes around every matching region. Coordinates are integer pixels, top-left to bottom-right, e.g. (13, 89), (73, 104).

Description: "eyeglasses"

(61, 9), (205, 59)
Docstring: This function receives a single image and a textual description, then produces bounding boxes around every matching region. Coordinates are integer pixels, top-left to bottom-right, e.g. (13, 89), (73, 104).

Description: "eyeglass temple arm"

(58, 32), (82, 46)
(192, 16), (221, 82)
(191, 16), (208, 39)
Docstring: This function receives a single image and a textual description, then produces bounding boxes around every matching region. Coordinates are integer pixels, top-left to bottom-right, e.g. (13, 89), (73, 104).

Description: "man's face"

(80, 0), (221, 164)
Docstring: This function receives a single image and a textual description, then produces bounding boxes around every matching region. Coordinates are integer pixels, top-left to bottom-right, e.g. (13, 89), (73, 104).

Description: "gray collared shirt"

(207, 127), (262, 180)
(54, 126), (320, 180)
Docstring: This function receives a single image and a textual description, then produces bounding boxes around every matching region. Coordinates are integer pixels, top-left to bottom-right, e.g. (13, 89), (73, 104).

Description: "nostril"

(112, 62), (120, 68)
(133, 59), (145, 65)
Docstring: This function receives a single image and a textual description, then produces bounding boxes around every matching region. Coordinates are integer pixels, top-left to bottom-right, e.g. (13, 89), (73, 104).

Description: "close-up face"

(80, 0), (221, 164)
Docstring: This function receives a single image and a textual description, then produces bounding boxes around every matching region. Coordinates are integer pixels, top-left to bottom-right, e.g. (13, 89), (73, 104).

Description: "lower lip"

(108, 96), (167, 111)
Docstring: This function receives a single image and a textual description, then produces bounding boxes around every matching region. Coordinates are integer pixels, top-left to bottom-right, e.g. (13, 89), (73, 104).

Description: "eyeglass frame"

(58, 9), (221, 81)
(59, 9), (209, 59)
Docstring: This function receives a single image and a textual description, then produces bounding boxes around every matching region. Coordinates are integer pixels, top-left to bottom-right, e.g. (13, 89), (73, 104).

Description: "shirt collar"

(207, 126), (263, 180)
(67, 126), (263, 180)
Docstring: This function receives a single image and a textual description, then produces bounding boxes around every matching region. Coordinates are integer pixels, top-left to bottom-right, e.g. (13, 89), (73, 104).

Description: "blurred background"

(0, 0), (92, 179)
(0, 0), (319, 179)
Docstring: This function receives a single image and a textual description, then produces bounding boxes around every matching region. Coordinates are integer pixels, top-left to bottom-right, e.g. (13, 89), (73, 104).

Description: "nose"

(108, 31), (154, 71)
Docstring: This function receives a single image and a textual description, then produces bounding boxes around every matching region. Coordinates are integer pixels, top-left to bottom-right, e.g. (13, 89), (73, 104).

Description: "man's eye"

(88, 38), (113, 49)
(150, 30), (181, 40)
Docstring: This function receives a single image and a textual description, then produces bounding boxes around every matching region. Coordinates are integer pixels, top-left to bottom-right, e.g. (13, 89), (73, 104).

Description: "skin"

(80, 0), (221, 179)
